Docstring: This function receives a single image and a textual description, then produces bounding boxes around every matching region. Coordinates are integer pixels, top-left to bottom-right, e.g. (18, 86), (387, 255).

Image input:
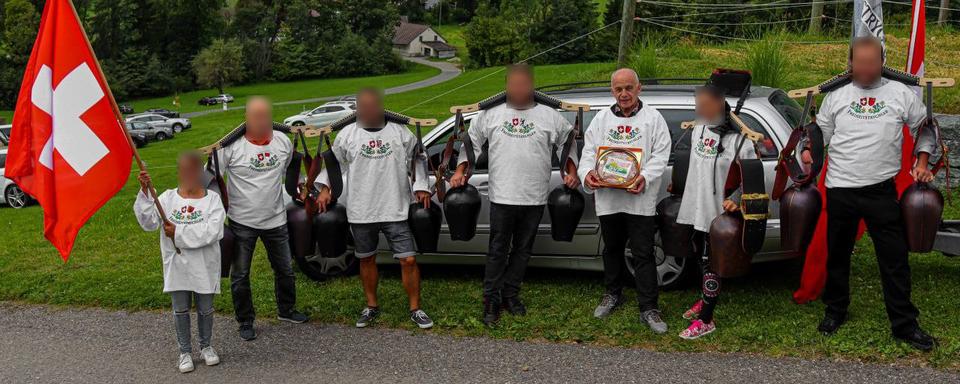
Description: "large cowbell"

(708, 212), (751, 278)
(547, 186), (585, 242)
(779, 183), (821, 254)
(656, 195), (695, 258)
(901, 182), (944, 253)
(314, 203), (349, 258)
(444, 185), (482, 241)
(286, 203), (314, 261)
(408, 201), (442, 252)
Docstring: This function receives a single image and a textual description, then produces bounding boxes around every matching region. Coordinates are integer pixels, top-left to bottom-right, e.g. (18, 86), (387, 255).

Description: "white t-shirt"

(214, 131), (293, 229)
(578, 105), (672, 216)
(457, 103), (576, 206)
(816, 79), (935, 188)
(134, 189), (225, 294)
(676, 125), (757, 232)
(315, 122), (429, 224)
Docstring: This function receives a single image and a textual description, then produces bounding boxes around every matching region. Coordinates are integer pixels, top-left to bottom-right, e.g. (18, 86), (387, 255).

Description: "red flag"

(6, 0), (133, 260)
(793, 0), (926, 304)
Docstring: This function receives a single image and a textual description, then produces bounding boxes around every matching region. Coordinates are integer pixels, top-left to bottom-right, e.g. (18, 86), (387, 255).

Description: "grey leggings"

(171, 291), (215, 354)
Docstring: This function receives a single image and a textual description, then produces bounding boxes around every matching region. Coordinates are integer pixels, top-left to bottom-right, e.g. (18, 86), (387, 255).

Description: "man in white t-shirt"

(315, 88), (435, 329)
(450, 64), (580, 326)
(812, 36), (937, 351)
(213, 97), (308, 341)
(579, 69), (671, 333)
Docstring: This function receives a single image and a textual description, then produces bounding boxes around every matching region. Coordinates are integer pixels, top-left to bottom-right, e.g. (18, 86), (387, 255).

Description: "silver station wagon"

(304, 80), (807, 288)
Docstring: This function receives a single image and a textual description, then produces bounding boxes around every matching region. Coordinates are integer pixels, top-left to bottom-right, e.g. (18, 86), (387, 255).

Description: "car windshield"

(768, 90), (804, 128)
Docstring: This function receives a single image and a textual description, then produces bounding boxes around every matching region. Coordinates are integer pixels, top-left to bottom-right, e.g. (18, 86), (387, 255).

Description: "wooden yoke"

(199, 122), (326, 154)
(787, 66), (956, 98)
(448, 90), (590, 113)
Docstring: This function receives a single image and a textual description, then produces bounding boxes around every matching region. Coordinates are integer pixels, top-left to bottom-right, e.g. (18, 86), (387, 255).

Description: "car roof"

(129, 113), (163, 119)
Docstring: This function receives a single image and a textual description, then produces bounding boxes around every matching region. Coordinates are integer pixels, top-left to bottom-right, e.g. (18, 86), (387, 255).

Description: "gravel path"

(0, 303), (955, 384)
(182, 58), (461, 119)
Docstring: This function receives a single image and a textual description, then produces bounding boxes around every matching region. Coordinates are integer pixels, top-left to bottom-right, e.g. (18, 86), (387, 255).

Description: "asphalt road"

(183, 57), (462, 119)
(0, 303), (956, 384)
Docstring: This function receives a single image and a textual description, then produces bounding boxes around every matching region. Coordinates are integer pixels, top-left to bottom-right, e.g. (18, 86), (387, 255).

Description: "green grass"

(123, 63), (440, 115)
(433, 25), (467, 62)
(3, 33), (960, 370)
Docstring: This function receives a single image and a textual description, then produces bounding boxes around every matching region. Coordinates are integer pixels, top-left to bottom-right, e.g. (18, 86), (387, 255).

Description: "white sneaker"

(178, 353), (195, 373)
(201, 346), (220, 366)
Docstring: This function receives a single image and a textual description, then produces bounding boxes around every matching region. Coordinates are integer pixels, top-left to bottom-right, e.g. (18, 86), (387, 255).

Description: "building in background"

(392, 21), (457, 59)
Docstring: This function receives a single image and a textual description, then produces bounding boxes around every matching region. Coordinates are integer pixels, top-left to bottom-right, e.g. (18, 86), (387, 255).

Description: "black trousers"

(822, 180), (920, 333)
(598, 213), (659, 312)
(229, 221), (298, 324)
(484, 203), (544, 302)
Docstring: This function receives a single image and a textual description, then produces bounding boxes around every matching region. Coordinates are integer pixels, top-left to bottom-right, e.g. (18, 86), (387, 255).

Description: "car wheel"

(292, 121), (305, 127)
(294, 247), (359, 281)
(625, 233), (693, 290)
(5, 185), (30, 209)
(156, 132), (168, 141)
(172, 124), (183, 133)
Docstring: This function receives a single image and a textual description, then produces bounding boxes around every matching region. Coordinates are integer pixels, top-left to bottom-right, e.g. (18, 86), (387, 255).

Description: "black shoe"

(502, 296), (526, 316)
(278, 311), (309, 324)
(817, 313), (846, 335)
(239, 322), (257, 341)
(356, 307), (380, 328)
(482, 297), (502, 326)
(894, 328), (937, 351)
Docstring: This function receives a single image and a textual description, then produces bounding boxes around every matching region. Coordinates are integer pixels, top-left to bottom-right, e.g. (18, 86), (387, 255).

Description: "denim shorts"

(350, 221), (416, 259)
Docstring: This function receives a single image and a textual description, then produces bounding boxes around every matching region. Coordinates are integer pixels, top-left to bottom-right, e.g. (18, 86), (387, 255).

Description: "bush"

(746, 33), (789, 89)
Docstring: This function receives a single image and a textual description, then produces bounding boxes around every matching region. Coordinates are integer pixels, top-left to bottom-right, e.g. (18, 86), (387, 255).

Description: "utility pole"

(809, 0), (824, 35)
(940, 0), (951, 24)
(617, 0), (637, 68)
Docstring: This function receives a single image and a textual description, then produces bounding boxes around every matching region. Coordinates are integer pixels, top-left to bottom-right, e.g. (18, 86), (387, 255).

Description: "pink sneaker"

(679, 319), (716, 340)
(683, 299), (703, 320)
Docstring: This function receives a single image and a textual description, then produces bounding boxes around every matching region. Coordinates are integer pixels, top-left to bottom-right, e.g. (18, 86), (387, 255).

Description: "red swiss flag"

(6, 0), (133, 260)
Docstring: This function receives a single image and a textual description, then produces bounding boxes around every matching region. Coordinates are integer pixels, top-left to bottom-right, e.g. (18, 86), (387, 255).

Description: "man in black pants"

(811, 36), (937, 350)
(450, 64), (580, 326)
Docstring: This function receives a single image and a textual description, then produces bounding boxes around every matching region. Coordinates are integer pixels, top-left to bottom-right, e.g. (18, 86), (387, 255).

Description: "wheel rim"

(157, 134), (166, 141)
(6, 186), (27, 208)
(293, 122), (305, 127)
(301, 248), (356, 277)
(625, 233), (687, 287)
(173, 125), (182, 133)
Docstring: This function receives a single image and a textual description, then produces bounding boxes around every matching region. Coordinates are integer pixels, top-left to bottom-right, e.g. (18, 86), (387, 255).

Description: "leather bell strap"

(772, 92), (825, 200)
(284, 132), (306, 201)
(437, 110), (476, 202)
(726, 134), (769, 255)
(558, 107), (583, 180)
(669, 126), (694, 196)
(209, 149), (229, 212)
(915, 82), (951, 195)
(317, 133), (343, 202)
(410, 122), (436, 197)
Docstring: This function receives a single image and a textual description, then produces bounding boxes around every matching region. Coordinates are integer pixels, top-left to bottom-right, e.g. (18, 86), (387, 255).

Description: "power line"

(641, 17), (812, 26)
(639, 18), (848, 43)
(884, 0), (960, 12)
(637, 0), (851, 9)
(399, 20), (623, 114)
(642, 2), (841, 21)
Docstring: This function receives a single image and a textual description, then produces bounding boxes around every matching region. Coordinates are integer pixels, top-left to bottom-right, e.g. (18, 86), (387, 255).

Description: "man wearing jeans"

(213, 97), (308, 341)
(450, 64), (580, 326)
(579, 69), (671, 333)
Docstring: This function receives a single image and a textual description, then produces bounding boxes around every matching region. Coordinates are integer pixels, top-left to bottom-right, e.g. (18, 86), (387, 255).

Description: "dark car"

(144, 108), (180, 118)
(130, 130), (149, 148)
(198, 97), (219, 106)
(119, 104), (134, 114)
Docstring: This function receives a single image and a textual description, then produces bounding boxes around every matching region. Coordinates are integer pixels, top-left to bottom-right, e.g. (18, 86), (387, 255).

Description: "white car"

(216, 94), (235, 103)
(1, 147), (32, 209)
(0, 124), (10, 146)
(283, 103), (356, 127)
(126, 113), (190, 134)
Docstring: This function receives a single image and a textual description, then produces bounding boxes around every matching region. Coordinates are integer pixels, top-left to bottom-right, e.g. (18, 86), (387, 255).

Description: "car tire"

(292, 121), (305, 127)
(625, 233), (694, 290)
(293, 247), (359, 281)
(155, 132), (169, 141)
(172, 124), (183, 133)
(5, 185), (30, 209)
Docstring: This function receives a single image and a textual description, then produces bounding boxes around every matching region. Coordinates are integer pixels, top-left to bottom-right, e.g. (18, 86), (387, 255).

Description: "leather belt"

(558, 107), (583, 180)
(437, 110), (476, 202)
(725, 134), (769, 255)
(772, 91), (824, 200)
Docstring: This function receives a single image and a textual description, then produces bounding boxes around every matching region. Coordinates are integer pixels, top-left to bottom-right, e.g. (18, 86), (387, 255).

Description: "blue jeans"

(171, 291), (214, 354)
(229, 221), (298, 324)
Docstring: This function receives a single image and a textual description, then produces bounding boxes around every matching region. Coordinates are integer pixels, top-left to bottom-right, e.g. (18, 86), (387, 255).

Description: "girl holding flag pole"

(134, 151), (226, 373)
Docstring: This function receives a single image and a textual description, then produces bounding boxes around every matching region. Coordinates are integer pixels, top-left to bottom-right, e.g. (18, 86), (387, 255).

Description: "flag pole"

(66, 0), (181, 253)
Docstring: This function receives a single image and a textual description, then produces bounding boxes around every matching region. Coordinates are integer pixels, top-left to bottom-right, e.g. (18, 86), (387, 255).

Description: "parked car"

(215, 94), (234, 103)
(118, 104), (135, 114)
(126, 119), (174, 142)
(126, 113), (191, 134)
(0, 124), (10, 146)
(298, 81), (805, 287)
(127, 124), (150, 148)
(198, 96), (219, 106)
(1, 147), (33, 209)
(144, 108), (180, 118)
(283, 102), (355, 127)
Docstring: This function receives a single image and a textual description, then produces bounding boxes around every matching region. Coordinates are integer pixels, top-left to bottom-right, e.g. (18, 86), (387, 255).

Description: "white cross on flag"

(6, 0), (134, 260)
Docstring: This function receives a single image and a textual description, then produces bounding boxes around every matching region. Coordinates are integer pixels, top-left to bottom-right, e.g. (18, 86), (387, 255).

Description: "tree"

(0, 0), (39, 109)
(527, 0), (597, 64)
(191, 38), (246, 94)
(395, 0), (427, 22)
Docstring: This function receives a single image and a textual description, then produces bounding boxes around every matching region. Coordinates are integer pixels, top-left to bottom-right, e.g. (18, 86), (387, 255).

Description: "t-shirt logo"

(360, 139), (393, 159)
(695, 137), (719, 158)
(607, 125), (640, 143)
(500, 117), (536, 138)
(847, 97), (887, 119)
(248, 152), (280, 171)
(170, 205), (203, 224)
